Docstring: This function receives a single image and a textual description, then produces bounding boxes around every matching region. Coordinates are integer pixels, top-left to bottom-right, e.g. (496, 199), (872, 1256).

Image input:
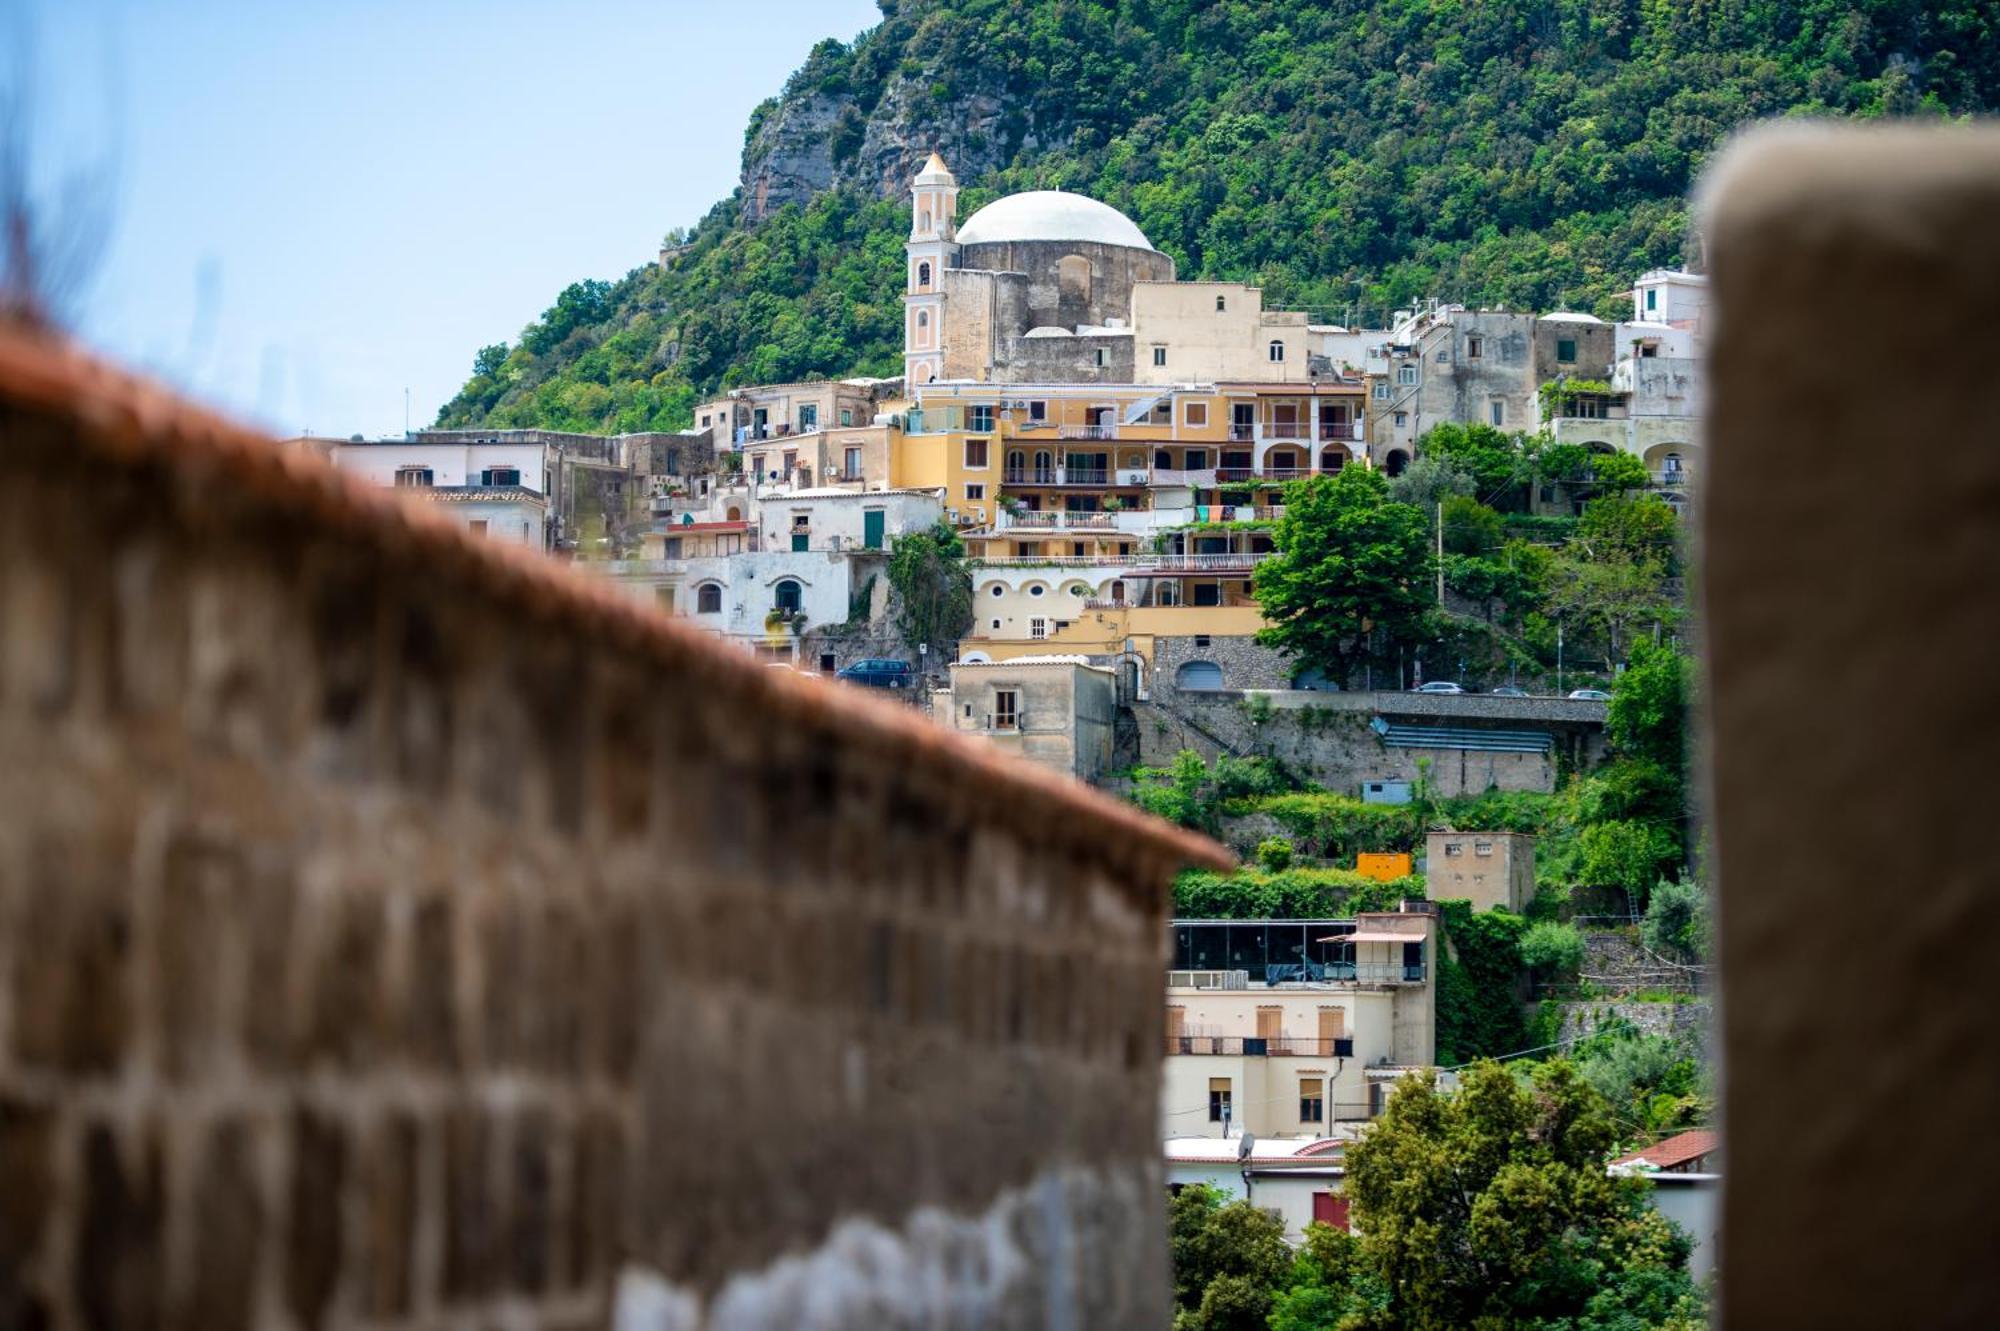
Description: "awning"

(1317, 930), (1422, 945)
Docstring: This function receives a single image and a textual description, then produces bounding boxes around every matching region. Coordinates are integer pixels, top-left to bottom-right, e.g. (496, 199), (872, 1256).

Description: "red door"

(1312, 1192), (1351, 1231)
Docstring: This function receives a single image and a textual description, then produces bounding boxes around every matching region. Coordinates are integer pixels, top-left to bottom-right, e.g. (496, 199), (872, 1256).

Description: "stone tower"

(904, 152), (959, 386)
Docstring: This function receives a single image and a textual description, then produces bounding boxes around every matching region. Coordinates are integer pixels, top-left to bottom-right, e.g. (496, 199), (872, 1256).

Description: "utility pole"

(1557, 620), (1565, 694)
(1435, 500), (1445, 606)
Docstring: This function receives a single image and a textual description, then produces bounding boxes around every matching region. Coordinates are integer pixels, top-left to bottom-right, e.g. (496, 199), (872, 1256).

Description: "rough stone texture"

(1135, 689), (1605, 797)
(0, 328), (1225, 1330)
(1699, 124), (2000, 1329)
(1552, 1000), (1711, 1048)
(1577, 930), (1702, 996)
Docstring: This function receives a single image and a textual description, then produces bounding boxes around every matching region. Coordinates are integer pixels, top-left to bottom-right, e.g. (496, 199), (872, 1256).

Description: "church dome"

(956, 190), (1156, 251)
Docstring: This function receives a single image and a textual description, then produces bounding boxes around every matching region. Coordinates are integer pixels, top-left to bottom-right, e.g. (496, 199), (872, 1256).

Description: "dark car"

(836, 658), (914, 689)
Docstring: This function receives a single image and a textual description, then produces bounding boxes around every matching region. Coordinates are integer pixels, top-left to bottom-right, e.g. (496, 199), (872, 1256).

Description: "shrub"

(1642, 877), (1710, 961)
(1519, 920), (1585, 975)
(1255, 837), (1295, 871)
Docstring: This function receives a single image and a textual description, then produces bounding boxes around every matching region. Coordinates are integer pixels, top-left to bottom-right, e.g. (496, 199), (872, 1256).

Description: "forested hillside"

(437, 0), (1995, 433)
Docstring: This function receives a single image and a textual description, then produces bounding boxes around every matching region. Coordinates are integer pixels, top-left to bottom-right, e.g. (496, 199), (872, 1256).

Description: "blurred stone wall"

(0, 330), (1225, 1330)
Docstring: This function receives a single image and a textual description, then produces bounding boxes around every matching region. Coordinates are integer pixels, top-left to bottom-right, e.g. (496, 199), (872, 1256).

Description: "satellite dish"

(1237, 1130), (1256, 1162)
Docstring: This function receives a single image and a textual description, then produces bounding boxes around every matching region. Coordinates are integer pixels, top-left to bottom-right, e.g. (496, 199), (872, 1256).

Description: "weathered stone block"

(284, 1106), (345, 1330)
(76, 1123), (163, 1331)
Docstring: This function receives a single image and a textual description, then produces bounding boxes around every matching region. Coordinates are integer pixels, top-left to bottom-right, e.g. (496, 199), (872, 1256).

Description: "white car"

(1413, 681), (1466, 695)
(1567, 687), (1612, 701)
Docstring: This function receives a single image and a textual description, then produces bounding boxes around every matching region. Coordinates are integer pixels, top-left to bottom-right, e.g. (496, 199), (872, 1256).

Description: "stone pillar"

(1700, 124), (2000, 1329)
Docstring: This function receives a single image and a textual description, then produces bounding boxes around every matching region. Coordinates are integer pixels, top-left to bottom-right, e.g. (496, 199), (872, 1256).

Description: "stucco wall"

(0, 329), (1225, 1330)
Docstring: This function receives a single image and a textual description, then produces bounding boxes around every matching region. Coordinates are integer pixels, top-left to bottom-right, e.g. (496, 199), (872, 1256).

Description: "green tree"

(1387, 452), (1476, 510)
(1580, 494), (1680, 565)
(1420, 422), (1534, 507)
(472, 344), (509, 378)
(1255, 469), (1433, 688)
(1168, 1185), (1291, 1327)
(1440, 494), (1505, 556)
(1642, 877), (1710, 962)
(1545, 545), (1677, 671)
(1608, 639), (1694, 774)
(1519, 919), (1586, 977)
(884, 520), (972, 669)
(1343, 1063), (1702, 1330)
(1586, 449), (1651, 494)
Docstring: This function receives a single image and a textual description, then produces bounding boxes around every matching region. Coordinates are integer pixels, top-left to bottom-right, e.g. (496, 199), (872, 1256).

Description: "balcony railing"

(1319, 421), (1360, 441)
(1165, 1036), (1358, 1057)
(1001, 509), (1122, 528)
(968, 551), (1274, 570)
(1000, 466), (1113, 486)
(1058, 424), (1116, 440)
(1654, 469), (1688, 487)
(1228, 424), (1256, 441)
(1151, 468), (1218, 488)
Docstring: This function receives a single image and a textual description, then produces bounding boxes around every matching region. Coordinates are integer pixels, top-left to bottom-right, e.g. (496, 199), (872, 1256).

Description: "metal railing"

(1165, 1036), (1358, 1057)
(968, 551), (1273, 570)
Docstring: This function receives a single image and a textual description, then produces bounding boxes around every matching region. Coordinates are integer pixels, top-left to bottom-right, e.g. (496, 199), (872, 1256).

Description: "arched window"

(1176, 660), (1225, 691)
(1385, 450), (1411, 478)
(1033, 450), (1053, 483)
(1268, 340), (1285, 363)
(1320, 446), (1346, 472)
(725, 505), (743, 522)
(1663, 451), (1684, 475)
(919, 209), (931, 233)
(917, 310), (929, 329)
(774, 579), (803, 613)
(918, 261), (932, 287)
(696, 583), (722, 614)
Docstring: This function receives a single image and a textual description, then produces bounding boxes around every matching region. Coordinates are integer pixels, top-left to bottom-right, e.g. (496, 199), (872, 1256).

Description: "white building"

(328, 437), (551, 547)
(1164, 912), (1437, 1141)
(1165, 1137), (1351, 1242)
(1632, 269), (1708, 332)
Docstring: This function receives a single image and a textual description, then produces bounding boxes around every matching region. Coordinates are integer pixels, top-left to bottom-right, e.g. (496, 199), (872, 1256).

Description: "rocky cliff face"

(740, 41), (1047, 220)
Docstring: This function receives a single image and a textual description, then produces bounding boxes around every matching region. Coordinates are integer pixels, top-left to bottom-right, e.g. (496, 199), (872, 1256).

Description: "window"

(1185, 448), (1209, 469)
(990, 618), (1001, 629)
(917, 310), (929, 329)
(841, 408), (854, 426)
(845, 446), (863, 478)
(969, 405), (995, 433)
(1268, 340), (1285, 363)
(798, 405), (817, 431)
(394, 466), (433, 488)
(1318, 1007), (1345, 1049)
(696, 583), (722, 614)
(1646, 287), (1658, 311)
(1475, 841), (1494, 856)
(1153, 346), (1167, 367)
(1186, 402), (1208, 428)
(1557, 338), (1578, 363)
(1444, 843), (1464, 858)
(1028, 618), (1047, 640)
(1215, 295), (1227, 312)
(1300, 1078), (1325, 1124)
(773, 579), (803, 613)
(1208, 1078), (1232, 1123)
(989, 584), (1004, 598)
(479, 466), (520, 487)
(1194, 634), (1211, 648)
(1394, 411), (1408, 427)
(1028, 400), (1047, 422)
(468, 520), (488, 537)
(1068, 584), (1087, 598)
(1193, 583), (1221, 607)
(1312, 1193), (1351, 1231)
(917, 261), (931, 287)
(1397, 364), (1418, 386)
(965, 436), (989, 467)
(1094, 347), (1109, 368)
(994, 691), (1018, 730)
(1176, 660), (1224, 691)
(1640, 342), (1659, 358)
(655, 587), (676, 614)
(1466, 335), (1483, 360)
(1490, 400), (1505, 426)
(965, 483), (985, 501)
(1373, 382), (1390, 400)
(1028, 584), (1045, 598)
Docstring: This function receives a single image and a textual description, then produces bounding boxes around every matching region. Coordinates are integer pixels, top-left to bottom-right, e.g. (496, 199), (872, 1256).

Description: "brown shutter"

(1166, 1006), (1186, 1054)
(1256, 1008), (1282, 1041)
(1318, 1007), (1345, 1047)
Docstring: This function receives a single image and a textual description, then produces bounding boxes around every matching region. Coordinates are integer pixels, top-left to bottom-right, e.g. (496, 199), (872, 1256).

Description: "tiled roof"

(0, 325), (1234, 886)
(1613, 1129), (1718, 1170)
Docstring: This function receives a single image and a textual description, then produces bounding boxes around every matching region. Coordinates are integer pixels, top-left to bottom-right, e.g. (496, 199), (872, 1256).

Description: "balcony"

(1318, 420), (1362, 441)
(1654, 469), (1689, 487)
(1228, 424), (1256, 441)
(1058, 424), (1117, 440)
(1000, 466), (1115, 487)
(967, 551), (1274, 570)
(999, 509), (1122, 529)
(1151, 468), (1218, 488)
(1164, 1036), (1359, 1057)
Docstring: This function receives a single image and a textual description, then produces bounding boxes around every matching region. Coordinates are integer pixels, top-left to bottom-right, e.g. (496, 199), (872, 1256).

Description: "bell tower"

(904, 152), (958, 386)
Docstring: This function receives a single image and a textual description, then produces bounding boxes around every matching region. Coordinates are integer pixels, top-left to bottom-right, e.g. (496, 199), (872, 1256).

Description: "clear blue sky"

(24, 0), (882, 438)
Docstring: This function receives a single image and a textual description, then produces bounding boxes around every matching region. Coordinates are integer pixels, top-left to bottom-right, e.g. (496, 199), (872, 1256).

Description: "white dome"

(956, 190), (1155, 250)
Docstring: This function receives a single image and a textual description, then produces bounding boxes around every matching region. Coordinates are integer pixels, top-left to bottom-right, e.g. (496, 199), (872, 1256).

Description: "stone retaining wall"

(0, 330), (1224, 1330)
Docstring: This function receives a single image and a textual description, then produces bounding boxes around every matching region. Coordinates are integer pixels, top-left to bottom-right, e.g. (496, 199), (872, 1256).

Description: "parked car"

(1567, 687), (1613, 700)
(1491, 686), (1529, 697)
(836, 658), (914, 690)
(1413, 681), (1466, 694)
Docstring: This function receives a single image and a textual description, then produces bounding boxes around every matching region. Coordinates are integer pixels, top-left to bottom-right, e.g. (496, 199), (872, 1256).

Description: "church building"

(903, 154), (1177, 385)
